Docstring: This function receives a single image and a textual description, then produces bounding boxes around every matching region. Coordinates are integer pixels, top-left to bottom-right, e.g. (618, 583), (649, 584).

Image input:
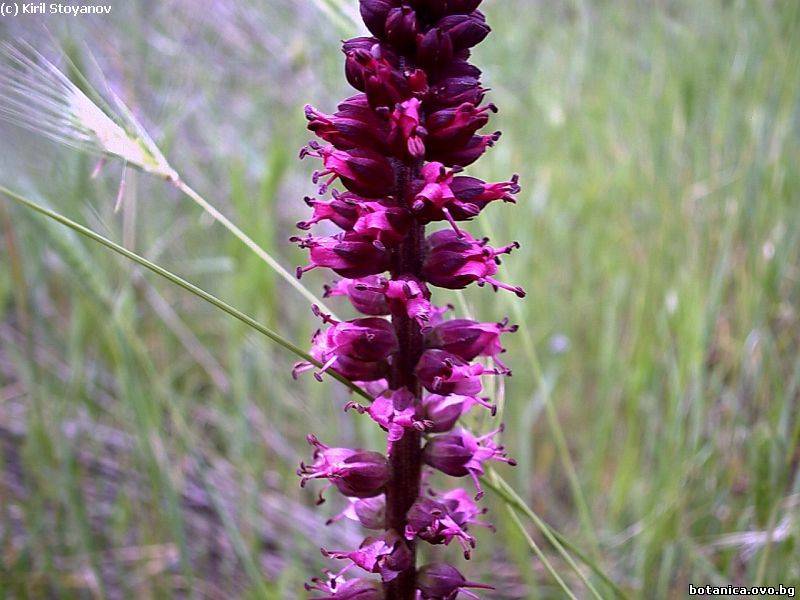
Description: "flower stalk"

(294, 1), (525, 597)
(386, 214), (425, 596)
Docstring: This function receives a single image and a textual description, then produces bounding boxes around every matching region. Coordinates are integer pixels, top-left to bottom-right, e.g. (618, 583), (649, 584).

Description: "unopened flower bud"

(359, 0), (396, 38)
(448, 0), (483, 12)
(417, 563), (493, 599)
(436, 12), (490, 50)
(428, 71), (486, 109)
(409, 0), (482, 17)
(343, 43), (412, 109)
(385, 5), (419, 50)
(416, 27), (454, 69)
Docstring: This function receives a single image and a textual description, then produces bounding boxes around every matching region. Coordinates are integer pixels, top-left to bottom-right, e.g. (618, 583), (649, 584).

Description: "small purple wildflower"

(323, 530), (413, 582)
(298, 435), (390, 502)
(423, 427), (516, 499)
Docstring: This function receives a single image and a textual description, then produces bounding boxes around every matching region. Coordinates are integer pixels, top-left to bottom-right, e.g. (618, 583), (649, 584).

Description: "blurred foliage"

(1, 0), (799, 598)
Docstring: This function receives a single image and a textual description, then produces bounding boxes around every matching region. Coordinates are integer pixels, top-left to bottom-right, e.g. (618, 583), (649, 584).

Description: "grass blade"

(484, 469), (629, 600)
(504, 504), (578, 600)
(0, 185), (369, 401)
(174, 180), (336, 317)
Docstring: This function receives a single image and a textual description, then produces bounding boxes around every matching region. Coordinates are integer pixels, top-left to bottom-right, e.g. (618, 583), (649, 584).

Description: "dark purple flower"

(293, 232), (390, 279)
(343, 37), (380, 90)
(431, 132), (500, 167)
(324, 276), (391, 316)
(412, 168), (520, 226)
(411, 162), (467, 233)
(420, 393), (495, 433)
(382, 275), (433, 323)
(297, 193), (361, 231)
(301, 141), (395, 198)
(416, 563), (493, 599)
(425, 102), (496, 152)
(449, 173), (520, 212)
(293, 309), (397, 382)
(323, 530), (413, 582)
(415, 349), (495, 395)
(422, 427), (516, 498)
(305, 95), (389, 152)
(299, 435), (390, 502)
(424, 317), (517, 372)
(320, 314), (398, 363)
(421, 229), (526, 296)
(404, 497), (475, 557)
(352, 202), (412, 244)
(427, 71), (486, 109)
(346, 388), (432, 449)
(326, 275), (434, 325)
(298, 195), (411, 243)
(294, 351), (388, 383)
(342, 42), (425, 109)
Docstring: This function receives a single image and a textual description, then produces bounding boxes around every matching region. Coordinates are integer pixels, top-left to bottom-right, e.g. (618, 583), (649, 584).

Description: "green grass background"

(1, 0), (799, 597)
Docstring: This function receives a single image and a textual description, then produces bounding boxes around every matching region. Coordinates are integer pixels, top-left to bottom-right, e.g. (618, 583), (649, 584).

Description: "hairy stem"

(384, 162), (424, 599)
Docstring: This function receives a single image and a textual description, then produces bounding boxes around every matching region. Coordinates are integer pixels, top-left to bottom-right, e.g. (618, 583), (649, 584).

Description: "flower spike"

(295, 1), (523, 595)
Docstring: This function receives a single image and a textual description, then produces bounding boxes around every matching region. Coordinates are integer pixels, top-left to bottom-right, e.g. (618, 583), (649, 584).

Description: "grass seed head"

(0, 42), (177, 182)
